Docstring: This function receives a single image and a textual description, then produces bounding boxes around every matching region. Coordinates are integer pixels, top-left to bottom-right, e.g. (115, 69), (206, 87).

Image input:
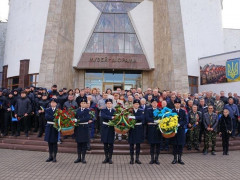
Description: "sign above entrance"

(77, 53), (151, 70)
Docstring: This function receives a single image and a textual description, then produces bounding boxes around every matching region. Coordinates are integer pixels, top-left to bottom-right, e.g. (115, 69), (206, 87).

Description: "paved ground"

(0, 149), (240, 180)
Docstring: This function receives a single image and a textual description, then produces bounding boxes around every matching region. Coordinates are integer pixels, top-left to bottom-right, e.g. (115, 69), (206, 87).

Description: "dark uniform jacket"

(75, 108), (90, 143)
(101, 108), (115, 144)
(146, 107), (162, 144)
(128, 109), (145, 144)
(171, 108), (188, 146)
(44, 108), (58, 143)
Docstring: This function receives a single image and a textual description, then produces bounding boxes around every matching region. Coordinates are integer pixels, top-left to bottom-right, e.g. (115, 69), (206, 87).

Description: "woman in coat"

(219, 109), (233, 155)
(44, 98), (59, 163)
(74, 99), (91, 163)
(128, 99), (145, 164)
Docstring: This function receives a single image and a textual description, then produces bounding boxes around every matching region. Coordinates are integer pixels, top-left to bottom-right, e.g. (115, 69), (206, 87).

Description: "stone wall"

(38, 0), (77, 89)
(143, 0), (189, 93)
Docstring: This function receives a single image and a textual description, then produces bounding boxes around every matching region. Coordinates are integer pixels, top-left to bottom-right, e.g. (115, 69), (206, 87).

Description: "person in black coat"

(74, 99), (91, 164)
(219, 109), (233, 155)
(128, 99), (144, 164)
(101, 99), (115, 164)
(146, 98), (162, 165)
(14, 91), (32, 137)
(57, 89), (68, 109)
(37, 94), (49, 137)
(171, 98), (188, 165)
(44, 98), (58, 163)
(2, 92), (15, 136)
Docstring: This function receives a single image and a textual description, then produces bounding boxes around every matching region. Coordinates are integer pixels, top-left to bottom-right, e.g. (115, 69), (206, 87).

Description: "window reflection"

(85, 71), (142, 90)
(86, 1), (143, 54)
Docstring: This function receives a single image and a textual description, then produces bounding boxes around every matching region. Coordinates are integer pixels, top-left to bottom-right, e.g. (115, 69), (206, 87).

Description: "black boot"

(82, 152), (86, 164)
(130, 154), (134, 164)
(178, 154), (184, 165)
(108, 153), (113, 164)
(38, 132), (43, 138)
(74, 153), (81, 163)
(171, 154), (177, 164)
(135, 154), (141, 164)
(102, 152), (109, 164)
(226, 146), (229, 155)
(223, 147), (226, 155)
(149, 153), (154, 164)
(155, 153), (160, 165)
(46, 153), (53, 162)
(52, 153), (57, 163)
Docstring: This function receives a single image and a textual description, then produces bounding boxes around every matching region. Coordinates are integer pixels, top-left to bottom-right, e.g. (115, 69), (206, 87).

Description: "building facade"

(2, 0), (239, 94)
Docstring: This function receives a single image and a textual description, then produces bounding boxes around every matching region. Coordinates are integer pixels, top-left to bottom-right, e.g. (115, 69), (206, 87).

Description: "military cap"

(133, 99), (140, 104)
(151, 98), (159, 103)
(105, 98), (113, 104)
(174, 98), (181, 104)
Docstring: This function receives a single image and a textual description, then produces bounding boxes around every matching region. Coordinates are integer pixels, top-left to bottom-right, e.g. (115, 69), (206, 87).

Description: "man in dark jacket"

(224, 97), (240, 137)
(220, 91), (228, 105)
(37, 94), (49, 137)
(57, 89), (68, 109)
(14, 91), (32, 137)
(3, 91), (16, 136)
(76, 89), (87, 105)
(0, 89), (7, 135)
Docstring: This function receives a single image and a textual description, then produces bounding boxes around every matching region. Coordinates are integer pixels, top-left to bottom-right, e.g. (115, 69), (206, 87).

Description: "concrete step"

(1, 134), (240, 155)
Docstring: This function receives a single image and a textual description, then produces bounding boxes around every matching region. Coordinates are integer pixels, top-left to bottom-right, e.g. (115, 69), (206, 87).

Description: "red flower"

(121, 123), (125, 126)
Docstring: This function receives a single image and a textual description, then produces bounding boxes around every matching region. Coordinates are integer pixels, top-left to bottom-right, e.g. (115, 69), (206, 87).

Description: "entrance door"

(103, 83), (124, 92)
(113, 83), (123, 91)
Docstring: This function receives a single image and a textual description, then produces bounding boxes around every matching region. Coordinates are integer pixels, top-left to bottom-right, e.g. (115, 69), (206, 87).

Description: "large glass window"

(86, 1), (143, 54)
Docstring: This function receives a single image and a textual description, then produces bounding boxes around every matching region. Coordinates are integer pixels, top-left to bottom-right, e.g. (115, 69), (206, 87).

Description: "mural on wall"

(200, 58), (240, 85)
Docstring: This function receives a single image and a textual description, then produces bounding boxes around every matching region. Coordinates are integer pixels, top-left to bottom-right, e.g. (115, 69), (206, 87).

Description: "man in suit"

(44, 98), (59, 163)
(146, 99), (162, 165)
(203, 105), (219, 155)
(74, 99), (91, 164)
(171, 99), (188, 165)
(128, 99), (145, 164)
(101, 99), (115, 164)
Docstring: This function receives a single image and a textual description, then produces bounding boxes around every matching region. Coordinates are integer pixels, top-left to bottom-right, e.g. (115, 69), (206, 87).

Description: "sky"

(0, 0), (240, 28)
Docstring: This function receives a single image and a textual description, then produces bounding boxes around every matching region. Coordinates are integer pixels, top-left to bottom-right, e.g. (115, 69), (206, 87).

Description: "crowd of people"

(0, 85), (238, 164)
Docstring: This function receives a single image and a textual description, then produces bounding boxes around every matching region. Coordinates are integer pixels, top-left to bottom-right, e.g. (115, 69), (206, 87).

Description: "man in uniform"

(101, 99), (115, 164)
(171, 99), (187, 165)
(128, 99), (145, 164)
(74, 99), (91, 164)
(187, 104), (202, 151)
(203, 105), (218, 155)
(214, 94), (224, 116)
(146, 99), (162, 165)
